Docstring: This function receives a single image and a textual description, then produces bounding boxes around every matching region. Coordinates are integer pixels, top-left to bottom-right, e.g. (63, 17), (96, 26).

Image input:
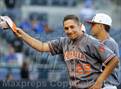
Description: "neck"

(73, 32), (84, 41)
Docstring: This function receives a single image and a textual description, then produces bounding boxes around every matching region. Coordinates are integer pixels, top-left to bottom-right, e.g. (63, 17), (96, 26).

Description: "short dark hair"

(63, 15), (80, 25)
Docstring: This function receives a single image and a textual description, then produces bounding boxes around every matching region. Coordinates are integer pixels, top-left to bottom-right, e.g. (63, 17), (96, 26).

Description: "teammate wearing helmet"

(0, 15), (120, 89)
(87, 13), (120, 89)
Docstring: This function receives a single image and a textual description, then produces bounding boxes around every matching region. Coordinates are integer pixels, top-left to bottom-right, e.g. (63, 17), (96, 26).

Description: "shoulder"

(48, 37), (70, 45)
(105, 37), (119, 47)
(109, 37), (118, 45)
(84, 34), (100, 45)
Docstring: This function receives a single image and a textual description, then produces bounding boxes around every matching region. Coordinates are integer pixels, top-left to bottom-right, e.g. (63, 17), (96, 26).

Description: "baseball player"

(87, 13), (120, 89)
(0, 15), (120, 89)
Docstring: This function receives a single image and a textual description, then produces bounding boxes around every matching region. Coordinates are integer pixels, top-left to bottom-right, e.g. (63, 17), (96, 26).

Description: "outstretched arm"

(15, 27), (50, 52)
(0, 16), (50, 52)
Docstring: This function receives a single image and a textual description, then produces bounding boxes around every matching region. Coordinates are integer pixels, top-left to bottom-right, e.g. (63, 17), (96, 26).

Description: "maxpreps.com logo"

(64, 51), (86, 61)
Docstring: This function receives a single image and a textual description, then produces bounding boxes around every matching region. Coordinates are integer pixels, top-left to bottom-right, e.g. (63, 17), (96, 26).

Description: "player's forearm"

(15, 28), (50, 52)
(96, 56), (119, 83)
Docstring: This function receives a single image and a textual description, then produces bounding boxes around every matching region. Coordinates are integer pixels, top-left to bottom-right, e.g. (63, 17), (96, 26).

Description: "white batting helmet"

(87, 13), (112, 26)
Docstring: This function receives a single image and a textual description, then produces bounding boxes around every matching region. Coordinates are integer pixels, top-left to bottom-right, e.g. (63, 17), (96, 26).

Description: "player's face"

(64, 20), (82, 40)
(91, 23), (101, 37)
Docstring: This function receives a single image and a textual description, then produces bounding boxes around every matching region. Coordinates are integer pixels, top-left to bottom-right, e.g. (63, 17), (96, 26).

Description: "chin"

(67, 34), (77, 40)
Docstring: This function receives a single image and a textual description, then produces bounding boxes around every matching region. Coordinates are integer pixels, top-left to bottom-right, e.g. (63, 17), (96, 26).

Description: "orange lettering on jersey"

(84, 64), (90, 75)
(64, 51), (86, 61)
(76, 64), (83, 75)
(76, 64), (91, 78)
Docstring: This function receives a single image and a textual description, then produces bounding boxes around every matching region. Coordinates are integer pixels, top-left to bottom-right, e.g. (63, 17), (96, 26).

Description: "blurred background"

(0, 0), (121, 89)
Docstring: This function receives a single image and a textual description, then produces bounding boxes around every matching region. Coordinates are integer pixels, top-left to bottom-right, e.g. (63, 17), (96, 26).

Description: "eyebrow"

(64, 24), (74, 28)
